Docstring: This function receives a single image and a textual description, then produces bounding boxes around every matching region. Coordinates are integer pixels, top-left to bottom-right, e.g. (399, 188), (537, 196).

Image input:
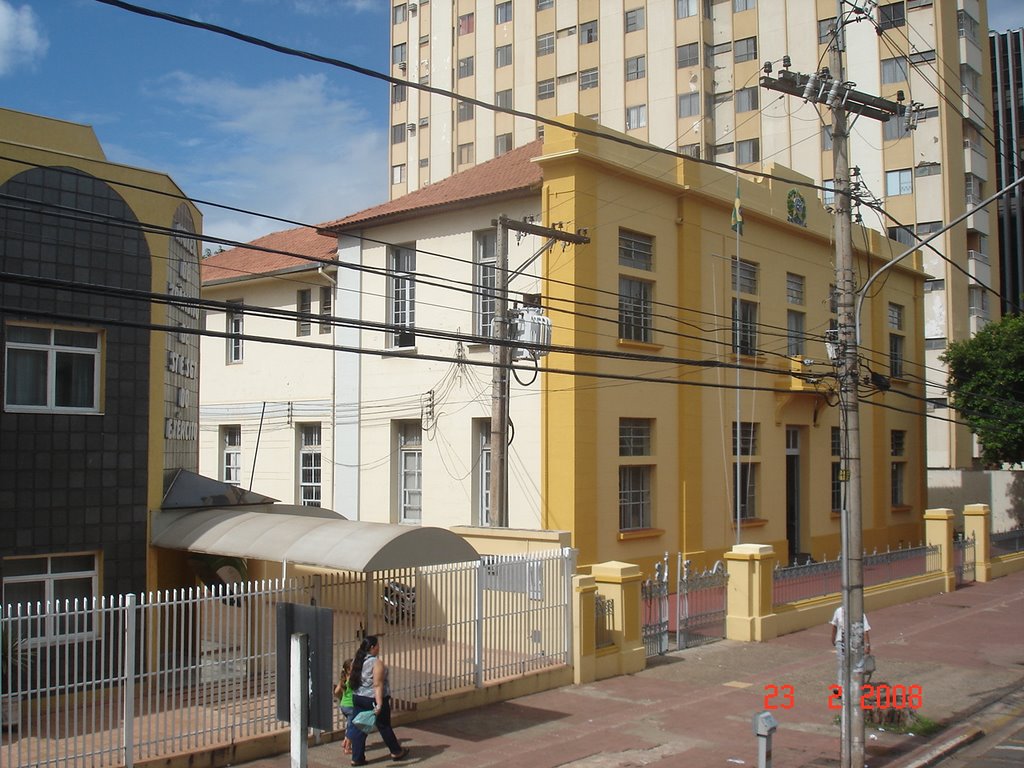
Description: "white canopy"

(152, 506), (480, 572)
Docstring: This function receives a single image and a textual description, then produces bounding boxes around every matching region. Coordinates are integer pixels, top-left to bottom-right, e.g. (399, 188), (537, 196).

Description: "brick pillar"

(572, 574), (597, 684)
(725, 544), (777, 642)
(962, 503), (992, 583)
(924, 508), (956, 592)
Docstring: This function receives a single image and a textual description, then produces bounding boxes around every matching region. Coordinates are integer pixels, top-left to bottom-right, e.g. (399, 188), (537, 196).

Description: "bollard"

(752, 711), (778, 768)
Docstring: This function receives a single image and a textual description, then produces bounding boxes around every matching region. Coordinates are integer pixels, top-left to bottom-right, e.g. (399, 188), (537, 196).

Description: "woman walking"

(346, 635), (409, 766)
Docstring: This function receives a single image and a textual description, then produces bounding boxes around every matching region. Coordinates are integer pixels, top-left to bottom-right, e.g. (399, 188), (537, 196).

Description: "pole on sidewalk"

(290, 633), (308, 768)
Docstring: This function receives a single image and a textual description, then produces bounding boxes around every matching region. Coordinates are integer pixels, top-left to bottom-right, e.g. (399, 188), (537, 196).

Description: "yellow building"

(536, 116), (926, 570)
(388, 0), (996, 486)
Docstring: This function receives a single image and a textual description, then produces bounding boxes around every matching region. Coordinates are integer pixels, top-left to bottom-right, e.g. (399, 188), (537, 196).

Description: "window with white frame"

(676, 0), (698, 18)
(884, 116), (911, 141)
(298, 423), (322, 507)
(495, 132), (513, 156)
(733, 298), (758, 355)
(732, 422), (758, 518)
(392, 83), (407, 104)
(391, 164), (406, 184)
(888, 302), (905, 377)
(618, 277), (653, 342)
(579, 20), (598, 43)
(458, 12), (474, 34)
(735, 37), (757, 62)
(580, 68), (599, 89)
(957, 9), (979, 44)
(458, 56), (474, 78)
(389, 244), (416, 347)
(677, 43), (699, 68)
(878, 2), (905, 30)
(457, 101), (474, 122)
(474, 229), (497, 337)
(881, 56), (908, 84)
(822, 179), (836, 205)
(458, 142), (475, 165)
(392, 42), (407, 65)
(537, 32), (554, 55)
(786, 273), (805, 305)
(398, 421), (422, 523)
(496, 88), (513, 108)
(495, 0), (512, 24)
(831, 426), (843, 512)
(678, 92), (700, 117)
(891, 430), (906, 506)
(4, 324), (101, 413)
(737, 138), (759, 164)
(296, 289), (312, 336)
(885, 168), (913, 196)
(626, 55), (646, 81)
(626, 105), (647, 130)
(538, 78), (555, 99)
(319, 286), (332, 333)
(475, 419), (492, 525)
(736, 86), (758, 112)
(965, 173), (984, 205)
(226, 302), (243, 363)
(222, 425), (241, 485)
(619, 465), (652, 530)
(495, 44), (512, 67)
(960, 64), (981, 96)
(393, 3), (407, 24)
(391, 123), (407, 145)
(787, 310), (805, 357)
(619, 229), (653, 270)
(625, 7), (645, 32)
(734, 0), (755, 11)
(2, 554), (99, 638)
(620, 418), (652, 456)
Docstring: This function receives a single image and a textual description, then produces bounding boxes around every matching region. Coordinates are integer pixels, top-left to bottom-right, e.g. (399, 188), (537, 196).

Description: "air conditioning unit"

(409, 2), (418, 12)
(407, 123), (417, 134)
(398, 61), (407, 71)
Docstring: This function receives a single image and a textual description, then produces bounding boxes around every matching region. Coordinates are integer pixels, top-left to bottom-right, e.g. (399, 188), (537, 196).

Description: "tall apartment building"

(388, 0), (998, 477)
(991, 28), (1023, 314)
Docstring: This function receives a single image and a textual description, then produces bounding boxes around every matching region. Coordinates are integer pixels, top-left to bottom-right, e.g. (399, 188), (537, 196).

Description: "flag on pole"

(730, 178), (744, 235)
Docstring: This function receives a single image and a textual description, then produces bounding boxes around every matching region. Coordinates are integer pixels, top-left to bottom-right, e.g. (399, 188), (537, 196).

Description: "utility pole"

(761, 8), (905, 767)
(489, 215), (589, 528)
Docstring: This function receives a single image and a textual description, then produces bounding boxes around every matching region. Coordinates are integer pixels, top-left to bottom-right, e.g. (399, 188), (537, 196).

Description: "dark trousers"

(347, 694), (401, 762)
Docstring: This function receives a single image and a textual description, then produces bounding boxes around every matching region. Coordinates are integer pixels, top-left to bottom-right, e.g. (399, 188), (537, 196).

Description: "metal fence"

(991, 528), (1024, 557)
(953, 535), (976, 586)
(640, 555), (670, 657)
(1, 548), (576, 768)
(772, 543), (941, 606)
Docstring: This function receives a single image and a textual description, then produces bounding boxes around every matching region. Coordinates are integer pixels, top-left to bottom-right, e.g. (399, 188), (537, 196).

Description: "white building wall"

(347, 195), (547, 530)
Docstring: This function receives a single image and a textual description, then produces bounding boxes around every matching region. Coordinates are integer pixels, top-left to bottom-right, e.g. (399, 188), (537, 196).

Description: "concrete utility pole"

(489, 215), (589, 528)
(760, 7), (904, 766)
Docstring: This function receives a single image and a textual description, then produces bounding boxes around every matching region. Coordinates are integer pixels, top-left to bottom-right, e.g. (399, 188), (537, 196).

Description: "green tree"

(942, 312), (1024, 466)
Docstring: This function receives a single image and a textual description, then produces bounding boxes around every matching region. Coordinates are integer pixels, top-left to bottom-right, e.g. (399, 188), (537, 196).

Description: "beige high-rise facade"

(388, 0), (998, 473)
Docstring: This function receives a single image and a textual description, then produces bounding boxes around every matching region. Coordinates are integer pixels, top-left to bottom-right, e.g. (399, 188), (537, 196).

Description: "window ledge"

(729, 517), (768, 529)
(617, 339), (663, 352)
(618, 527), (665, 541)
(891, 505), (913, 514)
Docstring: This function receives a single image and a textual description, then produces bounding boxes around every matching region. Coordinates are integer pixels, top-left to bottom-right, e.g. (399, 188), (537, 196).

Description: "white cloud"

(0, 0), (48, 76)
(146, 71), (386, 244)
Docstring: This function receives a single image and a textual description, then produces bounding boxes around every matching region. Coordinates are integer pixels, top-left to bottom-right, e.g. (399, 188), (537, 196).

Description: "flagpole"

(731, 176), (743, 545)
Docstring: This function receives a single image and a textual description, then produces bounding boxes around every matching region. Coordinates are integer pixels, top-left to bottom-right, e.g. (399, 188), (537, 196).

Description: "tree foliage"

(942, 312), (1024, 466)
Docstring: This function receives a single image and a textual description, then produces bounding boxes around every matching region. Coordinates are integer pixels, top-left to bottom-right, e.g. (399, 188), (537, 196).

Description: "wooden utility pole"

(489, 215), (588, 527)
(760, 8), (904, 765)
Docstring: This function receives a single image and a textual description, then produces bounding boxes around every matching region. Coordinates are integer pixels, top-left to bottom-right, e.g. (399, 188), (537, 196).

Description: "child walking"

(334, 659), (355, 755)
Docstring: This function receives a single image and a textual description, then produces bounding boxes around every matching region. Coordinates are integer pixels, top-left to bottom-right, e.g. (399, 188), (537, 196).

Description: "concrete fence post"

(572, 574), (598, 684)
(962, 503), (992, 582)
(924, 508), (956, 592)
(591, 562), (646, 677)
(725, 544), (777, 642)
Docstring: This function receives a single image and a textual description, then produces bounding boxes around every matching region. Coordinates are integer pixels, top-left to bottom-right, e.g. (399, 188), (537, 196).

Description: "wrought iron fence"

(991, 528), (1024, 557)
(641, 554), (670, 657)
(772, 543), (941, 606)
(675, 557), (728, 650)
(0, 548), (576, 768)
(594, 595), (615, 649)
(953, 534), (976, 586)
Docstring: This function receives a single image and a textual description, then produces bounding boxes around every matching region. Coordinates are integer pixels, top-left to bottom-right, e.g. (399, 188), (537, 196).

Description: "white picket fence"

(1, 548), (576, 768)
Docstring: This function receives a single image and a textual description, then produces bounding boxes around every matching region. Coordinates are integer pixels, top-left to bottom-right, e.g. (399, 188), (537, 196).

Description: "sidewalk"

(242, 569), (1024, 768)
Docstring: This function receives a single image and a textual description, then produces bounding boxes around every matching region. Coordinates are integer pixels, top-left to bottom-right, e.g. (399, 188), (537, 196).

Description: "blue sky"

(2, 0), (1023, 248)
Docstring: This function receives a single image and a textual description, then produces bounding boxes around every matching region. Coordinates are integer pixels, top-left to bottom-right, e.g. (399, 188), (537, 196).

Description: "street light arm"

(855, 175), (1024, 345)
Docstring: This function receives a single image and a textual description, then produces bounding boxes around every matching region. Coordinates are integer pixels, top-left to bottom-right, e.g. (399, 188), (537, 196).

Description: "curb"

(888, 726), (985, 768)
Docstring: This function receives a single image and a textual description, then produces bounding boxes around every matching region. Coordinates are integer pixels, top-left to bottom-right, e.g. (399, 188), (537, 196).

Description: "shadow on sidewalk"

(408, 701), (570, 742)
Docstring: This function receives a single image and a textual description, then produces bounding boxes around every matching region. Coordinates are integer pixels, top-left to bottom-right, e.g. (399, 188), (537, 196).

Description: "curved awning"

(152, 506), (480, 572)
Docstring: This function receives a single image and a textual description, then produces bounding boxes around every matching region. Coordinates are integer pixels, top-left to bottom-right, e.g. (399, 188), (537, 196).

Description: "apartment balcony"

(969, 310), (990, 335)
(965, 199), (990, 234)
(963, 140), (989, 182)
(961, 89), (987, 124)
(967, 250), (991, 285)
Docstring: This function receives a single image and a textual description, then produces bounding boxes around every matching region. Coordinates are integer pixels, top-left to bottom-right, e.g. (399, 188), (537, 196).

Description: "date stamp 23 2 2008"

(763, 683), (923, 711)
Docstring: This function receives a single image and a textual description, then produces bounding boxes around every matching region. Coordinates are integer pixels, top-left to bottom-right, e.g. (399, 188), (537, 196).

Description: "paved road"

(927, 687), (1024, 768)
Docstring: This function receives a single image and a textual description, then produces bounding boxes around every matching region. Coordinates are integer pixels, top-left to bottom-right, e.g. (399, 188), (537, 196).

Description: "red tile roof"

(201, 226), (338, 285)
(320, 140), (544, 232)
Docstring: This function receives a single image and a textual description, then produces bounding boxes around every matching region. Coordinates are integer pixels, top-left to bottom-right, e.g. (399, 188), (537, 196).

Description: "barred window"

(619, 418), (652, 456)
(619, 230), (653, 270)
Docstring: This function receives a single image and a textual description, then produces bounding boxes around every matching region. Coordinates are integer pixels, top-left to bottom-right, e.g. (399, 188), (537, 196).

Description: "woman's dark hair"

(348, 635), (378, 690)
